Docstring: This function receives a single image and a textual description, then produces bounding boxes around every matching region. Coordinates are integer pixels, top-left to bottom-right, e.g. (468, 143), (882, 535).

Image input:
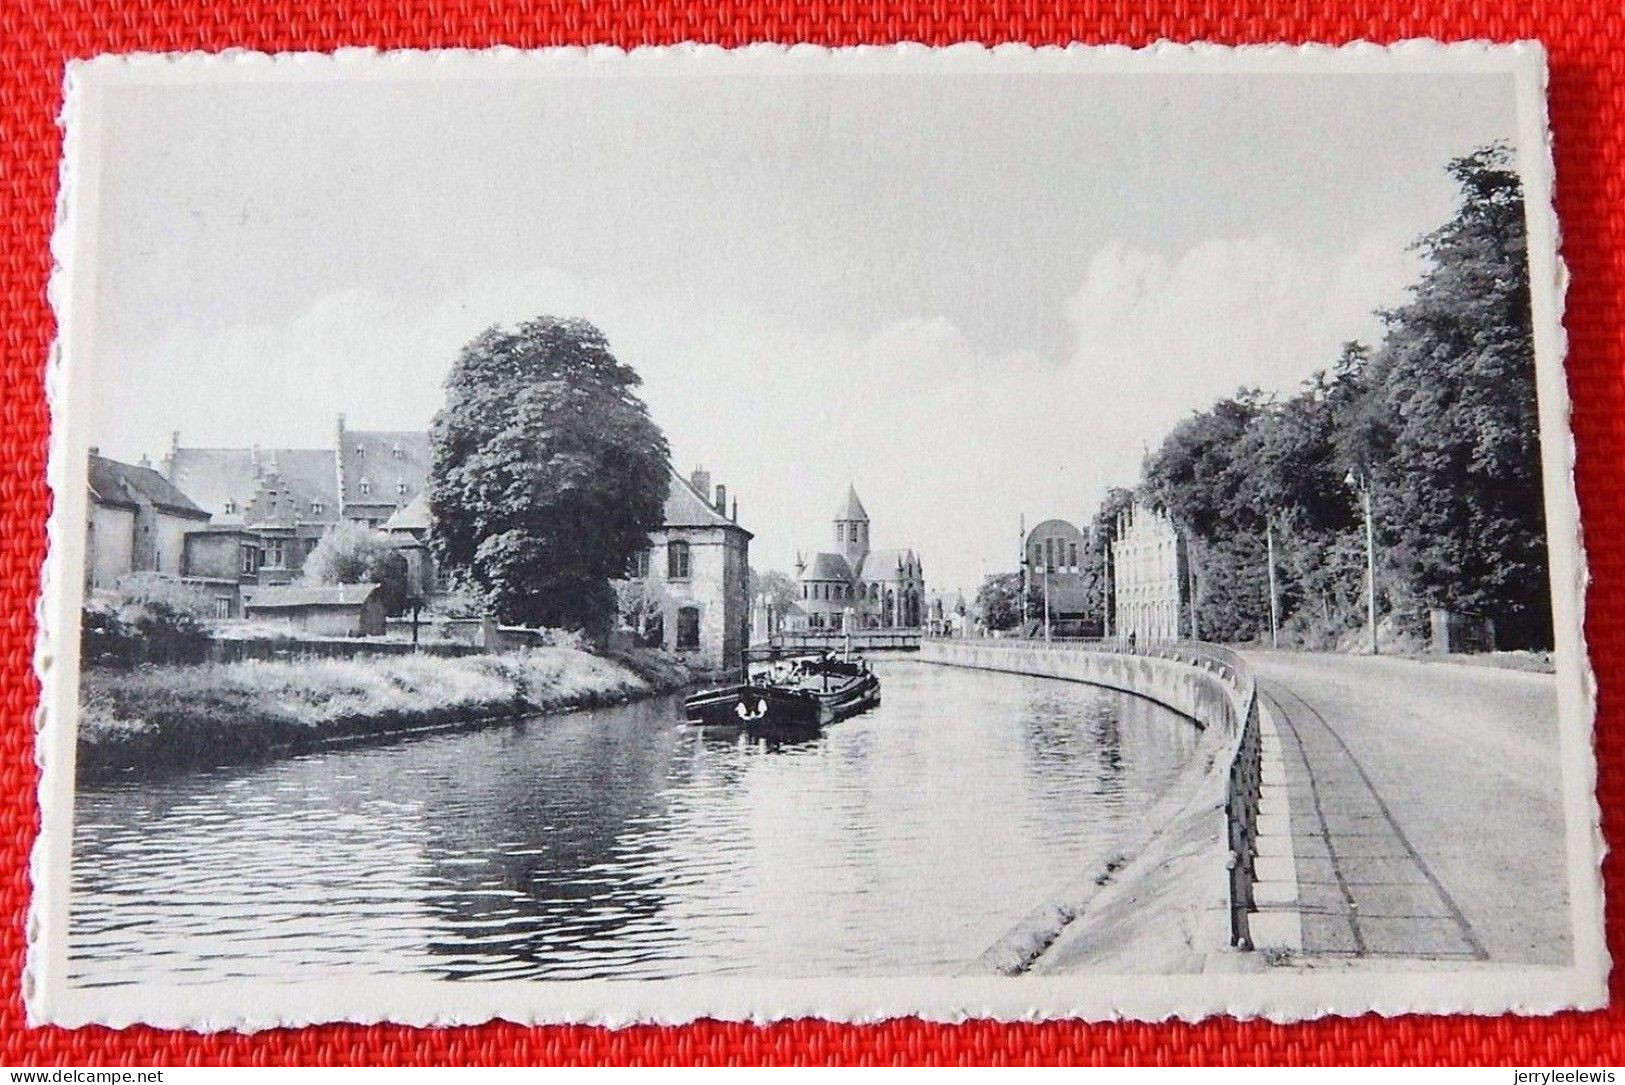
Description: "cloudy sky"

(80, 62), (1520, 593)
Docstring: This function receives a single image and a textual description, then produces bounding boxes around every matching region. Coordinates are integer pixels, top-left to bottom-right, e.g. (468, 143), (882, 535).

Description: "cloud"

(95, 235), (1420, 595)
(1056, 235), (1421, 483)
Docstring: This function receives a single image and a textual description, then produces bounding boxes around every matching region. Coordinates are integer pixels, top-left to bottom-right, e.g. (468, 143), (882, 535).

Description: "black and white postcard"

(30, 42), (1604, 1028)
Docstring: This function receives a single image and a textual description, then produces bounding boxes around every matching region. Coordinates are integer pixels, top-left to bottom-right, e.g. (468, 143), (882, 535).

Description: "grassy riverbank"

(78, 646), (698, 782)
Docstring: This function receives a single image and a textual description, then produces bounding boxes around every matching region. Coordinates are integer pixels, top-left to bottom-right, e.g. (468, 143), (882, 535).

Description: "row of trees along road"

(1127, 142), (1550, 650)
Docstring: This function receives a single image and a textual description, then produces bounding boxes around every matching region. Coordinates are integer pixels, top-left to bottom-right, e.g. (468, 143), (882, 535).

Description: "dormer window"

(356, 444), (365, 455)
(223, 499), (237, 515)
(391, 443), (403, 459)
(310, 501), (324, 515)
(395, 480), (408, 496)
(359, 480), (371, 497)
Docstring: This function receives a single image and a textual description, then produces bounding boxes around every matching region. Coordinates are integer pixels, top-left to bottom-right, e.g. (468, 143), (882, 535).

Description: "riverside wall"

(916, 638), (1258, 973)
(915, 639), (1243, 735)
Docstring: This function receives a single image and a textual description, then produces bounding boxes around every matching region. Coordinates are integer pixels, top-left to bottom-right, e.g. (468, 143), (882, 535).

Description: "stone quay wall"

(916, 638), (1260, 971)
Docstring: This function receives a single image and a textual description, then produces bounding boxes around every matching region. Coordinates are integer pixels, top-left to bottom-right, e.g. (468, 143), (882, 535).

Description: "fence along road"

(1244, 650), (1570, 964)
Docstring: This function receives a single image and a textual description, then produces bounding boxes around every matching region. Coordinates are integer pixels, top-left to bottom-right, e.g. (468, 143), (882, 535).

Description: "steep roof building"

(792, 485), (924, 630)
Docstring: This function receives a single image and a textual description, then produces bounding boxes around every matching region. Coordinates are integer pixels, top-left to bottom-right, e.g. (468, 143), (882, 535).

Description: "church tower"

(835, 484), (869, 566)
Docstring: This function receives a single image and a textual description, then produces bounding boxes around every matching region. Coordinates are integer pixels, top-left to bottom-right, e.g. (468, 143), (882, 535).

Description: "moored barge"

(684, 653), (881, 736)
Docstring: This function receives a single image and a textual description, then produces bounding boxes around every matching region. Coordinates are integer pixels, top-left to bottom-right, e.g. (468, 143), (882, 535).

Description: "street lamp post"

(1346, 469), (1379, 656)
(1019, 514), (1029, 638)
(1043, 564), (1052, 644)
(1265, 515), (1279, 650)
(843, 606), (854, 660)
(1102, 534), (1113, 640)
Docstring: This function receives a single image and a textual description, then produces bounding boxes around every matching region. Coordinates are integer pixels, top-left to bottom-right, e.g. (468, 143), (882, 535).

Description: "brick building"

(85, 452), (212, 592)
(627, 466), (753, 674)
(1024, 517), (1094, 634)
(156, 417), (435, 610)
(95, 424), (750, 663)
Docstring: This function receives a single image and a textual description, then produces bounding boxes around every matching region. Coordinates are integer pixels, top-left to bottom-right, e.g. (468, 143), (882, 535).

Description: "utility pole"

(1102, 540), (1112, 640)
(1347, 470), (1379, 656)
(1265, 516), (1279, 650)
(1019, 513), (1029, 637)
(1362, 482), (1379, 656)
(1043, 564), (1052, 643)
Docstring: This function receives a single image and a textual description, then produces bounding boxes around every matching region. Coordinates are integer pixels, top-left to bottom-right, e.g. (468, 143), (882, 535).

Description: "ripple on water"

(68, 660), (1197, 986)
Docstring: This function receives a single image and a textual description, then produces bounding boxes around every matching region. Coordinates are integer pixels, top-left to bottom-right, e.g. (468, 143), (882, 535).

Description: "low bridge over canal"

(746, 628), (922, 661)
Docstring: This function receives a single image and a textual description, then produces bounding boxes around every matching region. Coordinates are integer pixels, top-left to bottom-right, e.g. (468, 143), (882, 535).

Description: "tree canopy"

(748, 568), (801, 616)
(429, 317), (671, 633)
(303, 522), (416, 616)
(974, 571), (1042, 632)
(1104, 143), (1550, 650)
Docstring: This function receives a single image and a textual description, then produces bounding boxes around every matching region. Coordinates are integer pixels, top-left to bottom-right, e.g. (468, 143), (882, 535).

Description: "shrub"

(82, 575), (213, 666)
(303, 522), (418, 616)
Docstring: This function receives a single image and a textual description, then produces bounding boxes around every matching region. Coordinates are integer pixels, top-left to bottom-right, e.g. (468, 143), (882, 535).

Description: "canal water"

(68, 660), (1198, 986)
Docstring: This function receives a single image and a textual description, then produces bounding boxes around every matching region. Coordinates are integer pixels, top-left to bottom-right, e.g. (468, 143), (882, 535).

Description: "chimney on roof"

(163, 431), (181, 479)
(138, 454), (151, 468)
(714, 483), (727, 515)
(88, 446), (99, 457)
(690, 467), (711, 504)
(731, 497), (738, 523)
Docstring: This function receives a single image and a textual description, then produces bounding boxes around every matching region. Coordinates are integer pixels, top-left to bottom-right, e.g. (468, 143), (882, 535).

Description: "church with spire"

(792, 485), (925, 630)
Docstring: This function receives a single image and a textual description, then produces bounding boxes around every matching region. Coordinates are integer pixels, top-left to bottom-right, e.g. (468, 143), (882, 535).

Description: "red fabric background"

(1, 0), (1620, 1066)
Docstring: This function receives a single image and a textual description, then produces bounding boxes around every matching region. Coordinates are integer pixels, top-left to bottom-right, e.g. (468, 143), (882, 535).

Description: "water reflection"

(69, 660), (1197, 985)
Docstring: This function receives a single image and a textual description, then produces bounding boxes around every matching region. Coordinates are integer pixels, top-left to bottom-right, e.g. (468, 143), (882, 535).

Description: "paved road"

(1244, 651), (1572, 965)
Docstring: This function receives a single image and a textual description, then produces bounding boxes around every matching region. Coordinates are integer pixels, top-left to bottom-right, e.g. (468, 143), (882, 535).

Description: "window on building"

(676, 606), (701, 650)
(356, 445), (365, 456)
(213, 597), (232, 620)
(634, 548), (651, 578)
(1069, 542), (1078, 572)
(667, 540), (691, 580)
(265, 540), (286, 568)
(801, 583), (808, 599)
(391, 443), (403, 459)
(310, 500), (324, 515)
(396, 480), (408, 497)
(1045, 538), (1055, 573)
(303, 537), (319, 556)
(240, 545), (260, 575)
(836, 523), (845, 543)
(224, 499), (238, 515)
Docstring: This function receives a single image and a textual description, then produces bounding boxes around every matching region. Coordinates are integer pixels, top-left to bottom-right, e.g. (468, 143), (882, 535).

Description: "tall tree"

(748, 568), (801, 620)
(429, 317), (671, 632)
(1357, 142), (1548, 647)
(1142, 393), (1268, 640)
(974, 571), (1042, 632)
